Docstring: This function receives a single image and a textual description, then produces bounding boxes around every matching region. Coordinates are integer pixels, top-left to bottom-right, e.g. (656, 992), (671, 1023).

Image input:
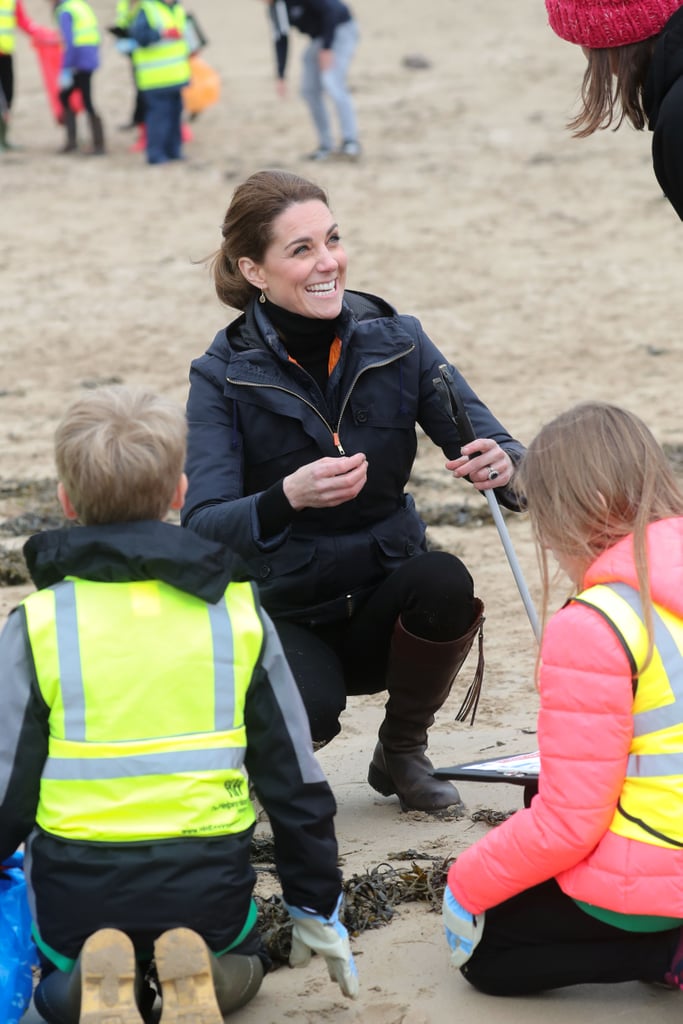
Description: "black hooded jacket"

(644, 5), (683, 219)
(0, 521), (341, 966)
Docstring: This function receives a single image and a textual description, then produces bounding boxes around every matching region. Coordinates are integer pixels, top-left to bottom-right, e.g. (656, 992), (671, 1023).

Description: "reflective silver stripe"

(208, 599), (236, 730)
(54, 582), (86, 741)
(42, 745), (246, 781)
(141, 56), (187, 70)
(627, 752), (683, 777)
(260, 613), (326, 785)
(608, 583), (683, 734)
(605, 584), (683, 778)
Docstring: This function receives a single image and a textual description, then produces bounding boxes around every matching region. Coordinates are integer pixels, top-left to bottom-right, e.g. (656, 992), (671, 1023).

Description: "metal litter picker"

(432, 365), (540, 643)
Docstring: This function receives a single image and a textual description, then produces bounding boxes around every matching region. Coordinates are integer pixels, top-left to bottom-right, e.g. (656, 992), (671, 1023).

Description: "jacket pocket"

(244, 538), (318, 612)
(367, 495), (427, 571)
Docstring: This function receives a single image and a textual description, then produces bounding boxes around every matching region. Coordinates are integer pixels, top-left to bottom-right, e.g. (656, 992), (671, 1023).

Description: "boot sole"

(80, 929), (143, 1024)
(154, 928), (222, 1024)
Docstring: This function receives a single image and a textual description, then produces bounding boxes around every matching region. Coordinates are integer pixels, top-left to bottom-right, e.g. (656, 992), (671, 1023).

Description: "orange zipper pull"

(333, 432), (346, 455)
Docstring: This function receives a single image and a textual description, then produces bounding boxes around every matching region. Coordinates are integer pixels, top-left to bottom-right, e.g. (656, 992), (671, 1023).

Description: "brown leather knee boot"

(367, 599), (485, 812)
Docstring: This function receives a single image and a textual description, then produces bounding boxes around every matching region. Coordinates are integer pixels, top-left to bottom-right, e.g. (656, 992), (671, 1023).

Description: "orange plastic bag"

(32, 30), (84, 124)
(182, 55), (220, 117)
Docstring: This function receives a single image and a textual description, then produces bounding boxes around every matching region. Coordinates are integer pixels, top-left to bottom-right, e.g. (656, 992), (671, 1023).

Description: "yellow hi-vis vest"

(55, 0), (100, 47)
(0, 0), (17, 55)
(132, 0), (189, 91)
(573, 582), (683, 849)
(115, 0), (134, 28)
(22, 577), (261, 843)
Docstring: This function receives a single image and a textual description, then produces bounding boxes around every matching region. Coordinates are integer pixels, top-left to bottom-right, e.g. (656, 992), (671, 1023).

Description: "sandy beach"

(4, 0), (683, 1019)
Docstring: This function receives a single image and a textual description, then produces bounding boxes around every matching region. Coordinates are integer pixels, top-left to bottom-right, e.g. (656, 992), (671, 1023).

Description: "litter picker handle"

(433, 365), (477, 448)
(433, 365), (541, 642)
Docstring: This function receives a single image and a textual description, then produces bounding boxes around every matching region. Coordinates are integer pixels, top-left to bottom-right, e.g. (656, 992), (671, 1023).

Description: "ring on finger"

(487, 467), (499, 481)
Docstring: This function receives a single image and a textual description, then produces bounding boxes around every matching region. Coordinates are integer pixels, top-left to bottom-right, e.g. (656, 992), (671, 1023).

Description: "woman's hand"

(446, 439), (514, 493)
(283, 453), (368, 510)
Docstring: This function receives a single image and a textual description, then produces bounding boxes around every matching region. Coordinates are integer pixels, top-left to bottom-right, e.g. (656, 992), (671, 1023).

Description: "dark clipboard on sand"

(433, 750), (540, 786)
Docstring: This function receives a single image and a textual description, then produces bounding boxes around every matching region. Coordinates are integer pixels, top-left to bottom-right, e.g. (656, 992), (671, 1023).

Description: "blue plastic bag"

(0, 851), (38, 1024)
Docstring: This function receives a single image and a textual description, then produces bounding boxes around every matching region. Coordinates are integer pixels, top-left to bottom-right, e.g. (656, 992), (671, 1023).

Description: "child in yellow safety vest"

(443, 401), (683, 997)
(128, 0), (190, 164)
(50, 0), (105, 154)
(0, 0), (55, 150)
(0, 385), (358, 1022)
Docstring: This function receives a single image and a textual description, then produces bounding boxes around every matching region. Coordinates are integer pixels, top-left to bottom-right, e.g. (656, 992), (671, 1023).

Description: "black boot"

(87, 112), (106, 155)
(59, 109), (78, 153)
(367, 599), (485, 812)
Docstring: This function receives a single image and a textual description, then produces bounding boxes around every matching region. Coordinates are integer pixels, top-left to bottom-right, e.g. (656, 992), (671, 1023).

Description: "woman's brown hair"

(210, 169), (329, 311)
(568, 39), (656, 136)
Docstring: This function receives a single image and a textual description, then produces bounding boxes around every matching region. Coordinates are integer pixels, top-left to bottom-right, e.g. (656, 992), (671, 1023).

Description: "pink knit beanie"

(545, 0), (683, 46)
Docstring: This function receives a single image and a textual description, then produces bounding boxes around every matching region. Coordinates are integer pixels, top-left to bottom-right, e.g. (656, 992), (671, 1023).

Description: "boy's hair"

(515, 401), (683, 654)
(55, 386), (187, 525)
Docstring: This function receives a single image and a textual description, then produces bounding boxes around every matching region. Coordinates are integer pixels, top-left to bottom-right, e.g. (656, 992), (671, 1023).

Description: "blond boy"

(0, 386), (356, 1023)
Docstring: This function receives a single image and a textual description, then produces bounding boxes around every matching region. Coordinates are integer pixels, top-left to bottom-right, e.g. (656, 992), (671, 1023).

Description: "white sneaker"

(305, 146), (332, 161)
(339, 140), (361, 160)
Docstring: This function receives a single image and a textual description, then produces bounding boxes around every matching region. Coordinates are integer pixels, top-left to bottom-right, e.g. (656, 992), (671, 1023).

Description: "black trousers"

(462, 878), (680, 995)
(59, 70), (98, 118)
(0, 53), (13, 110)
(273, 550), (475, 742)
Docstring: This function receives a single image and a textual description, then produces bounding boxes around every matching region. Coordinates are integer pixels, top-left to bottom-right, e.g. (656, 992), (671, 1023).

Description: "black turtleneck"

(262, 298), (339, 394)
(256, 300), (342, 538)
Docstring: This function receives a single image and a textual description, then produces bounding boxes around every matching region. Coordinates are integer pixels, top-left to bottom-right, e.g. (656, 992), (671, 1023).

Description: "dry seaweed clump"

(251, 835), (453, 966)
(0, 545), (31, 585)
(0, 478), (64, 586)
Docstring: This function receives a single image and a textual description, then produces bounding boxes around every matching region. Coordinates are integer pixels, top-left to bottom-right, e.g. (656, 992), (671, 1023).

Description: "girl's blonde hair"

(55, 386), (187, 525)
(515, 402), (683, 655)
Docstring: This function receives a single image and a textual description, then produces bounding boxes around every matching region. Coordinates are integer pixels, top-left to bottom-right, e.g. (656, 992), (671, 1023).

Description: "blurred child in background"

(51, 0), (105, 154)
(128, 0), (190, 164)
(0, 0), (54, 150)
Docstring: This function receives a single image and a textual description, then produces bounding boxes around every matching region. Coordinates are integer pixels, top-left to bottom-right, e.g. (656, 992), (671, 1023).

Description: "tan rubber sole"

(79, 928), (144, 1024)
(154, 928), (223, 1024)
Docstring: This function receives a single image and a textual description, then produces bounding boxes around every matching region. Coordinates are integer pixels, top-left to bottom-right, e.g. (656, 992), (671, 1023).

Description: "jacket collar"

(222, 292), (412, 385)
(225, 289), (398, 354)
(23, 520), (245, 605)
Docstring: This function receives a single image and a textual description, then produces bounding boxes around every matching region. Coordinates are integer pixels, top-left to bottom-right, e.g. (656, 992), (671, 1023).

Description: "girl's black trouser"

(273, 550), (476, 743)
(462, 878), (680, 995)
(59, 70), (98, 118)
(0, 53), (13, 109)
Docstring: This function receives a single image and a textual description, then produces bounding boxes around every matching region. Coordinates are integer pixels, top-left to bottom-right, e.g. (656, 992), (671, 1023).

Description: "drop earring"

(259, 290), (266, 304)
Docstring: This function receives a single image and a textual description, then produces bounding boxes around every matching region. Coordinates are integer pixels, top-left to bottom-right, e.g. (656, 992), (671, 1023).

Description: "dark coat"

(269, 0), (354, 78)
(182, 291), (525, 623)
(645, 5), (683, 219)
